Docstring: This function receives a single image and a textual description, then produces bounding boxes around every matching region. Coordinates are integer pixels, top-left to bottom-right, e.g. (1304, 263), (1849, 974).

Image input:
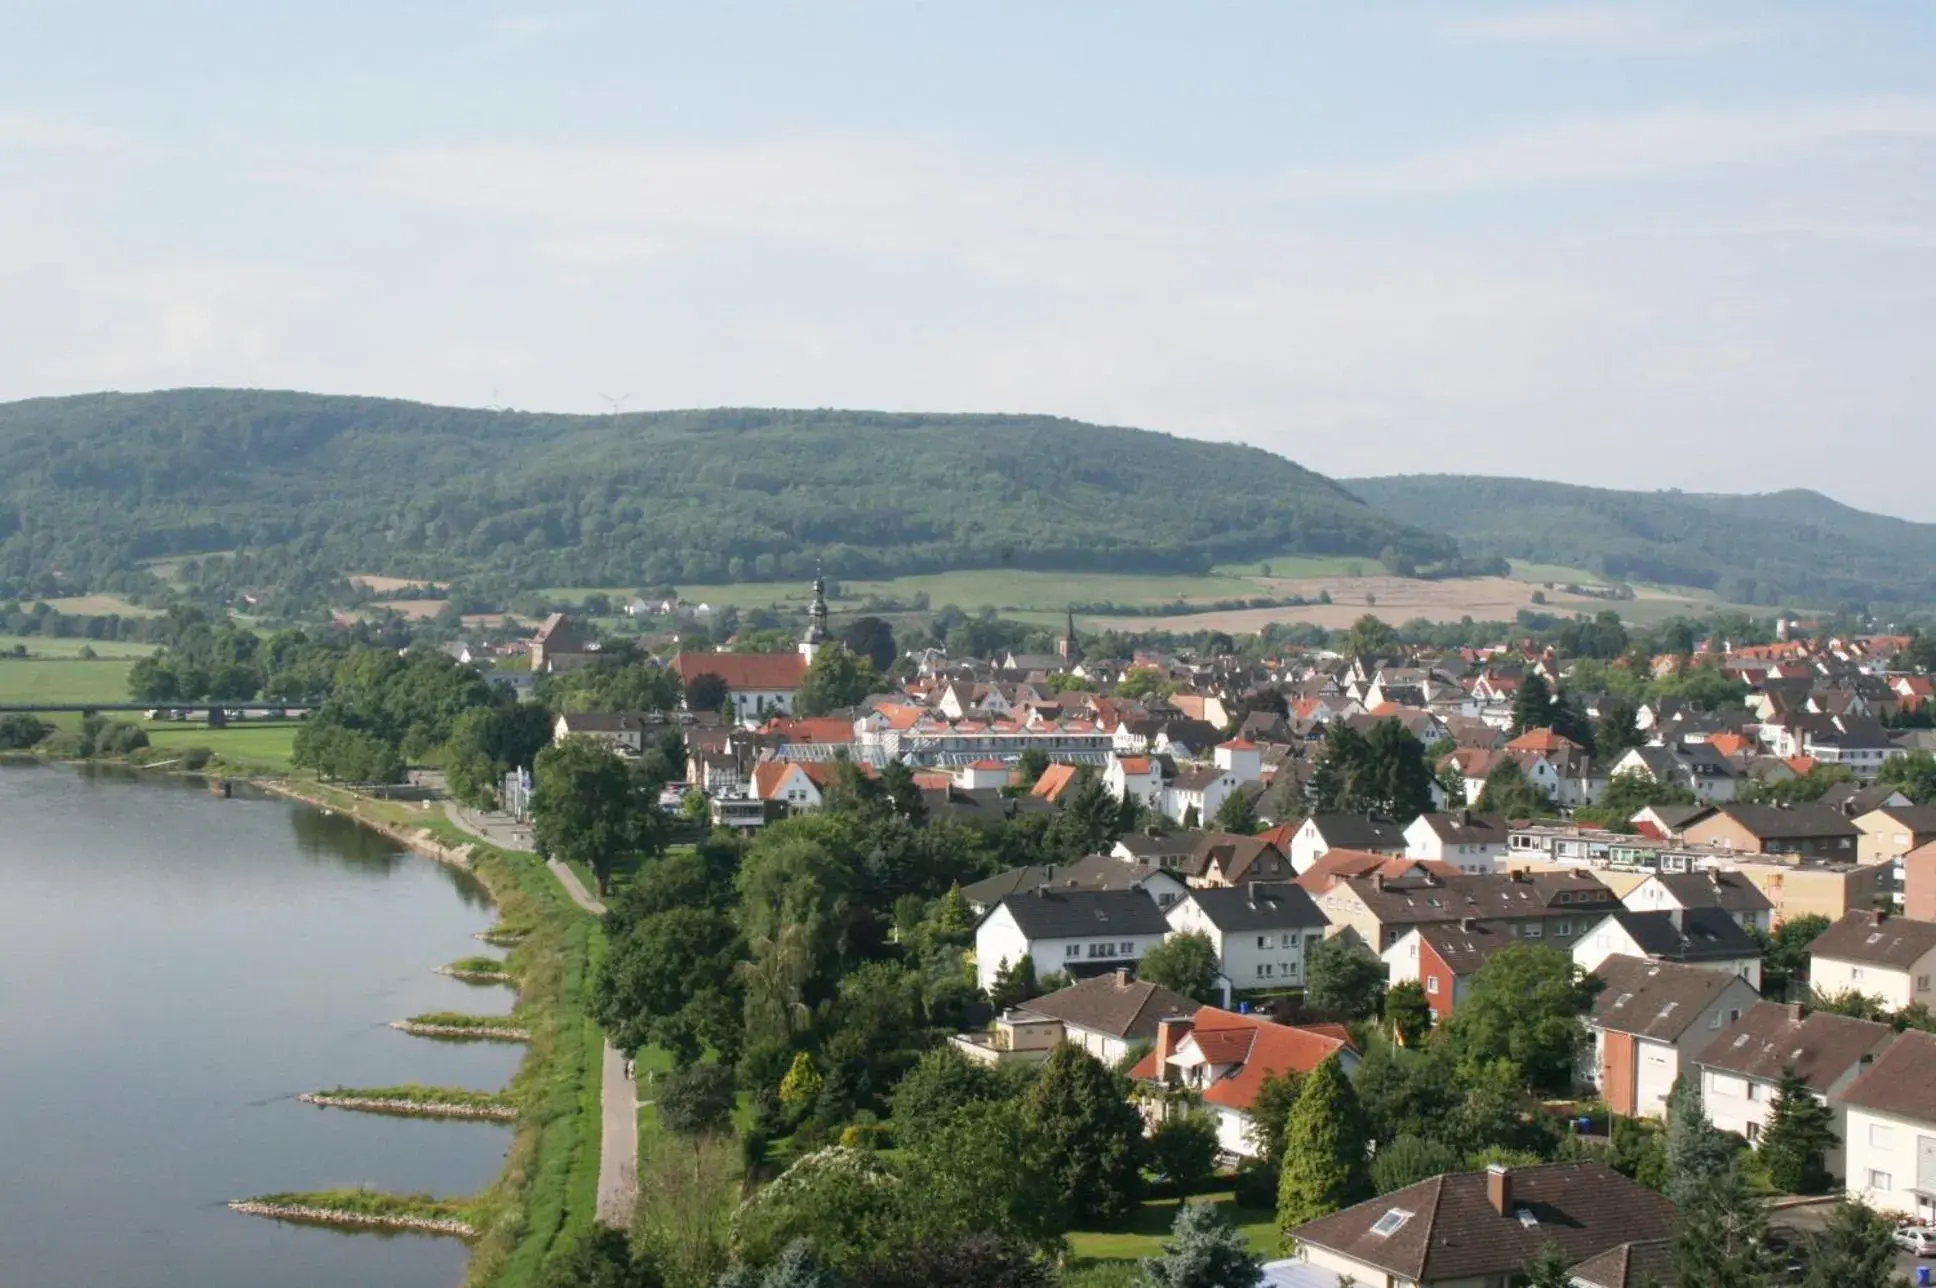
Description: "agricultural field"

(0, 654), (140, 704)
(0, 635), (156, 660)
(40, 594), (164, 618)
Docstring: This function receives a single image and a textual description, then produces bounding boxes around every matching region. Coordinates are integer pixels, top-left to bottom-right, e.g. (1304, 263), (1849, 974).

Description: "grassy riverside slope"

(252, 785), (605, 1288)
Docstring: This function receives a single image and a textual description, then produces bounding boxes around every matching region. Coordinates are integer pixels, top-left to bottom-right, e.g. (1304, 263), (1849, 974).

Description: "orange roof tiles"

(1031, 763), (1081, 803)
(1127, 1007), (1349, 1112)
(671, 650), (807, 691)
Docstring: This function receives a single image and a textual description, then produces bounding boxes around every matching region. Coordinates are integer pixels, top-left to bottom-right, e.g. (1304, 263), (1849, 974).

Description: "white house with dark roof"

(1697, 1001), (1894, 1174)
(1806, 909), (1936, 1010)
(1571, 907), (1763, 990)
(1622, 870), (1774, 934)
(1839, 1029), (1936, 1220)
(1162, 763), (1239, 825)
(1289, 814), (1408, 874)
(1585, 955), (1761, 1119)
(1165, 882), (1328, 994)
(1402, 811), (1508, 873)
(973, 888), (1174, 993)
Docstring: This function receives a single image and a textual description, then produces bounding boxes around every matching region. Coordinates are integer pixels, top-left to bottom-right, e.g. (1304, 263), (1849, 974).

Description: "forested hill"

(0, 389), (1455, 598)
(1346, 474), (1936, 608)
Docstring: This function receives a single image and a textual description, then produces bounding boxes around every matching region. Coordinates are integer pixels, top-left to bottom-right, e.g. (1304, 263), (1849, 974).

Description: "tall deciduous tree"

(1474, 758), (1553, 818)
(797, 644), (883, 716)
(531, 734), (658, 894)
(1138, 930), (1221, 1005)
(1276, 1054), (1371, 1232)
(1020, 1043), (1148, 1224)
(1442, 944), (1599, 1095)
(1384, 980), (1432, 1047)
(1304, 935), (1387, 1021)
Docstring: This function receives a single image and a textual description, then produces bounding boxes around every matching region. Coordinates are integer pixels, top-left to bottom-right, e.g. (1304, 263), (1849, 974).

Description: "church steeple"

(1059, 608), (1081, 663)
(800, 565), (830, 661)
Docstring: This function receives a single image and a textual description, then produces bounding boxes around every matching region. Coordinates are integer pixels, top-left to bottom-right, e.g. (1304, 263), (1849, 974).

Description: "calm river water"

(0, 763), (522, 1288)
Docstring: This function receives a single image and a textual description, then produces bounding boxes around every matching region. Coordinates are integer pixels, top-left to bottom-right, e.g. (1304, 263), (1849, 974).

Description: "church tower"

(1058, 608), (1082, 664)
(800, 568), (830, 661)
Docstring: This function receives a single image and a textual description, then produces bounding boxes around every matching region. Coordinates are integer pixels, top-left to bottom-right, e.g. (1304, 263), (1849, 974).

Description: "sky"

(3, 1), (1935, 514)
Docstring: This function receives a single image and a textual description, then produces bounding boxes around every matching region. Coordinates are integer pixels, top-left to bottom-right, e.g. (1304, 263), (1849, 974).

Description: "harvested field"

(371, 599), (449, 619)
(350, 573), (442, 593)
(1083, 576), (1602, 633)
(42, 594), (163, 618)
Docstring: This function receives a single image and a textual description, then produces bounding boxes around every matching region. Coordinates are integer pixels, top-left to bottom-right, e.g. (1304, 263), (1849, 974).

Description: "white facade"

(1811, 949), (1936, 1011)
(1163, 771), (1238, 826)
(1104, 755), (1164, 808)
(1402, 816), (1507, 874)
(729, 687), (797, 721)
(1164, 897), (1314, 990)
(972, 904), (1170, 993)
(1213, 742), (1263, 783)
(1571, 918), (1762, 991)
(1844, 1105), (1936, 1221)
(1623, 875), (1773, 934)
(1588, 976), (1760, 1120)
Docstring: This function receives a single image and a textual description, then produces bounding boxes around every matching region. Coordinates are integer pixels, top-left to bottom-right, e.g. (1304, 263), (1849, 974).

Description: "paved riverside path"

(442, 805), (639, 1228)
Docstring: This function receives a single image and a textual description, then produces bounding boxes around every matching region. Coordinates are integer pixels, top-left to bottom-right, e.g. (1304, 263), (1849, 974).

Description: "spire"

(800, 563), (830, 660)
(1059, 607), (1082, 663)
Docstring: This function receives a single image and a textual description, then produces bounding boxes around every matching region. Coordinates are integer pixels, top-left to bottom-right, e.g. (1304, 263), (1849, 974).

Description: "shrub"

(180, 746), (214, 771)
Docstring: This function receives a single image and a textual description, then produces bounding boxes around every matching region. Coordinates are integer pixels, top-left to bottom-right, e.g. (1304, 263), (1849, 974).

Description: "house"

(749, 760), (823, 813)
(960, 855), (1190, 915)
(1316, 869), (1619, 955)
(973, 888), (1174, 992)
(1382, 919), (1514, 1021)
(1906, 842), (1936, 921)
(1295, 849), (1461, 895)
(1837, 1029), (1936, 1221)
(1622, 870), (1774, 934)
(1854, 804), (1936, 867)
(1567, 1240), (1676, 1288)
(1163, 763), (1239, 826)
(1585, 955), (1761, 1119)
(530, 613), (596, 673)
(1805, 909), (1936, 1010)
(1165, 883), (1328, 994)
(1680, 804), (1861, 860)
(1697, 1001), (1894, 1175)
(1571, 908), (1763, 990)
(1112, 829), (1202, 872)
(1609, 742), (1739, 804)
(1288, 814), (1407, 874)
(1029, 762), (1082, 805)
(1129, 1008), (1355, 1159)
(951, 971), (1195, 1068)
(1182, 833), (1296, 888)
(1104, 754), (1164, 809)
(1284, 1162), (1677, 1288)
(551, 710), (666, 756)
(670, 650), (810, 722)
(1402, 811), (1508, 874)
(1630, 802), (1716, 839)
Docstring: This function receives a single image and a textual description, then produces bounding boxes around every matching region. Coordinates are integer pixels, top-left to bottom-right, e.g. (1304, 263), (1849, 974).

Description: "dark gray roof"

(1605, 908), (1759, 964)
(962, 855), (1179, 908)
(1177, 883), (1326, 933)
(1591, 956), (1750, 1040)
(1643, 803), (1715, 832)
(1411, 811), (1507, 845)
(1115, 830), (1202, 860)
(1696, 1001), (1894, 1093)
(1637, 871), (1773, 915)
(1859, 803), (1936, 833)
(1171, 765), (1231, 793)
(990, 888), (1172, 940)
(1309, 814), (1407, 849)
(1414, 919), (1516, 975)
(1706, 804), (1860, 840)
(1013, 971), (1195, 1040)
(1808, 909), (1936, 968)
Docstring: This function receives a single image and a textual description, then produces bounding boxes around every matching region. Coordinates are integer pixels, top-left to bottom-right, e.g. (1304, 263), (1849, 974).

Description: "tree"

(532, 735), (657, 895)
(1138, 931), (1221, 1005)
(1881, 750), (1936, 804)
(889, 1045), (1004, 1153)
(1276, 1054), (1371, 1231)
(1015, 748), (1050, 787)
(1761, 1065), (1838, 1195)
(1753, 913), (1830, 1001)
(1572, 768), (1695, 831)
(1672, 1162), (1772, 1288)
(1340, 615), (1397, 659)
(1510, 671), (1556, 735)
(1664, 1073), (1735, 1205)
(538, 1228), (659, 1288)
(1304, 935), (1387, 1020)
(1020, 1043), (1148, 1224)
(1383, 980), (1432, 1047)
(1442, 945), (1599, 1096)
(685, 671), (730, 713)
(1245, 1070), (1305, 1167)
(1211, 788), (1258, 834)
(987, 953), (1037, 1012)
(1149, 1112), (1222, 1194)
(1473, 758), (1552, 819)
(442, 701), (556, 808)
(847, 1233), (1055, 1288)
(730, 1151), (904, 1272)
(898, 1099), (1066, 1250)
(840, 617), (898, 671)
(595, 902), (743, 1065)
(637, 1133), (739, 1288)
(1801, 1196), (1908, 1288)
(1368, 1133), (1461, 1194)
(1521, 1243), (1575, 1288)
(1593, 696), (1646, 763)
(658, 1063), (737, 1138)
(1140, 1201), (1262, 1288)
(0, 712), (48, 749)
(797, 644), (883, 716)
(779, 1052), (823, 1108)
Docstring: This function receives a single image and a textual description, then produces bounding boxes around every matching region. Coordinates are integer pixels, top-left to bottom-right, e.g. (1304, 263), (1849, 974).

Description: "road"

(444, 803), (639, 1228)
(1768, 1197), (1930, 1280)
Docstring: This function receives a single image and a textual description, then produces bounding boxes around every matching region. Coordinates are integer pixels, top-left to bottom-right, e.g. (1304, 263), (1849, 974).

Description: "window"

(1748, 1082), (1766, 1102)
(1066, 944), (1082, 959)
(1257, 935), (1269, 949)
(1746, 1122), (1761, 1144)
(1556, 921), (1572, 938)
(1522, 923), (1543, 940)
(1423, 975), (1441, 994)
(1282, 933), (1294, 948)
(1709, 1011), (1724, 1029)
(1870, 1170), (1895, 1192)
(1119, 941), (1134, 955)
(1369, 1209), (1413, 1238)
(1921, 976), (1932, 993)
(1257, 964), (1273, 979)
(1871, 1124), (1896, 1149)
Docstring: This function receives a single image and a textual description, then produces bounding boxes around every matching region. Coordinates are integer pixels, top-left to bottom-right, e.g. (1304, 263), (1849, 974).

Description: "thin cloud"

(0, 110), (120, 154)
(1446, 3), (1776, 54)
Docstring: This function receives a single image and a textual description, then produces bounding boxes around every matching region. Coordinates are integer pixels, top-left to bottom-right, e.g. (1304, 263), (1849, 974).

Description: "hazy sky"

(4, 2), (1935, 514)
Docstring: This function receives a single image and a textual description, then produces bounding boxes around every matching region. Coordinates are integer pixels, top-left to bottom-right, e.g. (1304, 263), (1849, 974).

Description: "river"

(0, 762), (522, 1288)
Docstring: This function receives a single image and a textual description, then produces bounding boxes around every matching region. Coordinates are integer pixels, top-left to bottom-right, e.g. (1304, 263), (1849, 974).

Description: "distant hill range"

(1345, 474), (1936, 609)
(0, 389), (1458, 600)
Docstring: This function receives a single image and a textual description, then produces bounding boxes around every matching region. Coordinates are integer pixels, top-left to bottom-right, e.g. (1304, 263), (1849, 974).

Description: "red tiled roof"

(671, 650), (807, 692)
(1218, 739), (1256, 751)
(765, 716), (854, 744)
(1506, 727), (1580, 754)
(1127, 1007), (1347, 1112)
(1295, 850), (1461, 894)
(1116, 756), (1154, 775)
(750, 761), (807, 800)
(968, 758), (1007, 771)
(1031, 763), (1081, 802)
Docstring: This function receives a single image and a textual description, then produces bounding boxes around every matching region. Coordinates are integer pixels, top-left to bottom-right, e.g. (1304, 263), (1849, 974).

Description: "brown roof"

(1700, 803), (1860, 841)
(1414, 919), (1516, 975)
(1334, 870), (1617, 929)
(1295, 850), (1460, 894)
(1808, 909), (1936, 969)
(1839, 1029), (1936, 1122)
(1012, 972), (1195, 1041)
(1290, 1163), (1677, 1282)
(1569, 1239), (1676, 1288)
(1590, 956), (1746, 1041)
(1412, 811), (1508, 846)
(1696, 1001), (1894, 1093)
(670, 650), (808, 692)
(1636, 871), (1773, 916)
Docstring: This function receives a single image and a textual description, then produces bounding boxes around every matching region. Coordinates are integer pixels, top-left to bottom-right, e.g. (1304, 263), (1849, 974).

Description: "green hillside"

(1345, 474), (1936, 608)
(0, 390), (1457, 603)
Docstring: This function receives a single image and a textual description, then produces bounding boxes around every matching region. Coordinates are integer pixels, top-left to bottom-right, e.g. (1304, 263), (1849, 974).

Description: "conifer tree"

(1663, 1073), (1734, 1204)
(1140, 1202), (1262, 1288)
(1801, 1196), (1907, 1288)
(1761, 1064), (1838, 1195)
(1673, 1162), (1771, 1288)
(1276, 1054), (1371, 1235)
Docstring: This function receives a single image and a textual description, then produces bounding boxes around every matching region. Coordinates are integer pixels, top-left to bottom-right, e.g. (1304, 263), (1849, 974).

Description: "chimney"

(1374, 873), (1388, 892)
(1486, 1163), (1513, 1216)
(1154, 1015), (1194, 1074)
(1247, 881), (1259, 907)
(1115, 967), (1130, 987)
(1785, 1002), (1804, 1023)
(1044, 864), (1055, 888)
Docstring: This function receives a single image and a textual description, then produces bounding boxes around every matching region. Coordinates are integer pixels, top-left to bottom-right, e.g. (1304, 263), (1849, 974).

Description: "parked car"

(1892, 1226), (1936, 1257)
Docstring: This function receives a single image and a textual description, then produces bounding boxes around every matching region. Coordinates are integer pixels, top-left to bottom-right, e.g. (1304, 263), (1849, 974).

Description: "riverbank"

(229, 1192), (477, 1238)
(254, 778), (607, 1288)
(300, 1087), (518, 1121)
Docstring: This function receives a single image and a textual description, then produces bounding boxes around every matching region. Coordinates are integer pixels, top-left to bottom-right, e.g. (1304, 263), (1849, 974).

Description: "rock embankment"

(436, 965), (516, 984)
(226, 1200), (475, 1238)
(297, 1092), (517, 1121)
(389, 1019), (531, 1041)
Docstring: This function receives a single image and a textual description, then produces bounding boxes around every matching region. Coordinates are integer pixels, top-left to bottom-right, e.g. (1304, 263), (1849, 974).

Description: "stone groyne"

(297, 1092), (518, 1121)
(227, 1200), (475, 1238)
(388, 1019), (532, 1042)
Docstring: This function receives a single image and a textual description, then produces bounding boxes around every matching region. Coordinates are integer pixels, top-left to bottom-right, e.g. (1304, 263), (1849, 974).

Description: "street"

(1768, 1199), (1932, 1281)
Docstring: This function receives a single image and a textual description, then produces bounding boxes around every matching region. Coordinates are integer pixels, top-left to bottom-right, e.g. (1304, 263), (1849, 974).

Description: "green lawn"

(1209, 554), (1373, 578)
(144, 723), (302, 770)
(0, 635), (158, 659)
(0, 656), (139, 703)
(1067, 1192), (1277, 1265)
